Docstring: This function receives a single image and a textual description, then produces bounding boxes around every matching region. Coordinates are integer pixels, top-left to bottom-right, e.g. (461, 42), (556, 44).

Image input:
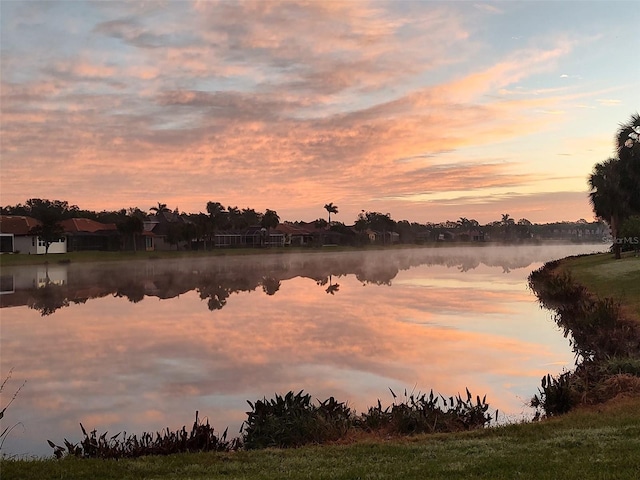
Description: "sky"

(1, 0), (638, 225)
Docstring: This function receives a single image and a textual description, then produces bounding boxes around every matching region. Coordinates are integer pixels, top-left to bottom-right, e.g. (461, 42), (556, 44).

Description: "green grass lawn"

(3, 397), (640, 480)
(558, 251), (640, 322)
(2, 249), (640, 479)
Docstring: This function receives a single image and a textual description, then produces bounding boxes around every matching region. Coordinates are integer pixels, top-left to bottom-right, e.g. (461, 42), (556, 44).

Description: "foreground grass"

(3, 397), (640, 480)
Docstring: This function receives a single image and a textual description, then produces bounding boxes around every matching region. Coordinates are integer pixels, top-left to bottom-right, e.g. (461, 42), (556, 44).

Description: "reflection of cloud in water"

(0, 244), (604, 456)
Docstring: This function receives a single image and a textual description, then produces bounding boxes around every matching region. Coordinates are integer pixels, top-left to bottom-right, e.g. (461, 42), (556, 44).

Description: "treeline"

(1, 198), (606, 251)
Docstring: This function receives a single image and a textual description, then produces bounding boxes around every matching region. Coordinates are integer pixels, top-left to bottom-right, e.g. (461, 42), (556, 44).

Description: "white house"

(0, 215), (67, 254)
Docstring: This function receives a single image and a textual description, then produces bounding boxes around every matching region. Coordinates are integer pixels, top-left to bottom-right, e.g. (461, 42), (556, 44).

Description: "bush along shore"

(527, 255), (640, 417)
(46, 389), (495, 459)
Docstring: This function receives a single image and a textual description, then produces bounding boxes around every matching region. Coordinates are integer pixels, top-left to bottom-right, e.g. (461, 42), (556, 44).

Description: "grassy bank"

(3, 396), (640, 480)
(2, 250), (639, 479)
(555, 250), (640, 321)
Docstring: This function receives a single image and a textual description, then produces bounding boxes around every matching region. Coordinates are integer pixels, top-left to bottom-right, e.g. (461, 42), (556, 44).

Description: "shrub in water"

(48, 411), (237, 459)
(358, 388), (495, 435)
(530, 373), (576, 418)
(242, 390), (352, 449)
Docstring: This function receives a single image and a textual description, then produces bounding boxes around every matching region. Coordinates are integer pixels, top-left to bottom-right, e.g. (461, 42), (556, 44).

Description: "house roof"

(60, 218), (117, 233)
(275, 223), (314, 235)
(0, 215), (41, 235)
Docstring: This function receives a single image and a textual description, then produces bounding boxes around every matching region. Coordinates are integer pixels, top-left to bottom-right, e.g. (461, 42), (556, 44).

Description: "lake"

(0, 244), (605, 457)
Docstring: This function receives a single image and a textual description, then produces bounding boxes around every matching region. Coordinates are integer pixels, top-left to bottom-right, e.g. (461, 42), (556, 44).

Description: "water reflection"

(0, 244), (604, 457)
(0, 245), (602, 316)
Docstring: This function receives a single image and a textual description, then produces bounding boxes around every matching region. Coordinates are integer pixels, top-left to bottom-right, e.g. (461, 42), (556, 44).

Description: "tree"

(226, 206), (244, 230)
(500, 213), (516, 241)
(314, 218), (328, 229)
(242, 208), (262, 227)
(24, 199), (70, 254)
(324, 203), (338, 224)
(589, 158), (626, 259)
(206, 202), (228, 230)
(261, 209), (280, 230)
(355, 211), (395, 244)
(620, 215), (640, 255)
(616, 113), (640, 214)
(118, 212), (144, 252)
(150, 202), (170, 215)
(456, 217), (479, 230)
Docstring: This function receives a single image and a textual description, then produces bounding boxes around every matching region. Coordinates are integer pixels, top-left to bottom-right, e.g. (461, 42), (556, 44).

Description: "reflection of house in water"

(0, 264), (69, 308)
(1, 246), (570, 315)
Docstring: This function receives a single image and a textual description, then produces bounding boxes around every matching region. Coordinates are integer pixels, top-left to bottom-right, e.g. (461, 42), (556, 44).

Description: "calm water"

(0, 244), (604, 457)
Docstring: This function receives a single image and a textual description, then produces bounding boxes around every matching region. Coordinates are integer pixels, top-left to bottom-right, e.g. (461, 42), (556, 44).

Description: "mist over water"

(0, 244), (605, 457)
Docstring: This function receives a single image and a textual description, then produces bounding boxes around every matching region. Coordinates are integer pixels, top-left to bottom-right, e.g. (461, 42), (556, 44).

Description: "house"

(243, 226), (285, 247)
(0, 215), (67, 254)
(144, 211), (192, 251)
(60, 218), (119, 252)
(275, 223), (316, 246)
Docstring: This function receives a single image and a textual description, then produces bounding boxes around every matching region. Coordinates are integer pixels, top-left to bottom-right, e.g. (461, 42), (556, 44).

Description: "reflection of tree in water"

(325, 283), (339, 295)
(198, 282), (231, 311)
(261, 277), (281, 296)
(114, 281), (146, 303)
(323, 275), (340, 295)
(12, 248), (550, 316)
(316, 275), (340, 295)
(27, 278), (69, 316)
(355, 265), (398, 286)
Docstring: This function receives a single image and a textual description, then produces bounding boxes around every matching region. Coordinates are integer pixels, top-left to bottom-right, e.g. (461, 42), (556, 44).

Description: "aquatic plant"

(49, 387), (496, 458)
(47, 411), (237, 459)
(358, 387), (496, 435)
(242, 390), (352, 449)
(0, 369), (27, 455)
(530, 373), (575, 418)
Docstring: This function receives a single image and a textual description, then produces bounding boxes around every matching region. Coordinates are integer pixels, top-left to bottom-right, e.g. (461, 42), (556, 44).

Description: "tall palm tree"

(589, 158), (626, 259)
(616, 113), (640, 214)
(616, 113), (640, 160)
(324, 203), (338, 224)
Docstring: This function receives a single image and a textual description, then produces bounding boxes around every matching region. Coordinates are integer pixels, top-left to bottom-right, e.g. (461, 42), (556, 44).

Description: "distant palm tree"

(150, 202), (170, 216)
(324, 203), (338, 224)
(261, 209), (280, 230)
(589, 158), (626, 259)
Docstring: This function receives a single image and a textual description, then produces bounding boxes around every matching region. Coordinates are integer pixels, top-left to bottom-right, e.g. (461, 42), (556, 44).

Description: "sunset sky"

(1, 1), (638, 224)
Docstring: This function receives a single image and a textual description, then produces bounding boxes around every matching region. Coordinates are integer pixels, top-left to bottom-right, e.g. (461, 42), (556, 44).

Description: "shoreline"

(527, 251), (640, 415)
(0, 240), (605, 268)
